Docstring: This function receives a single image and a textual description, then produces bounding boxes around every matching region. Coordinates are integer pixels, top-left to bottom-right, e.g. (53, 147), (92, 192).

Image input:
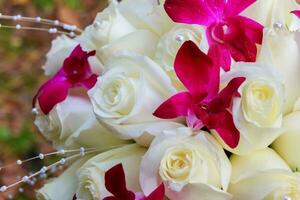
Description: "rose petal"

(164, 0), (216, 25)
(224, 0), (256, 17)
(104, 164), (135, 200)
(153, 92), (192, 119)
(174, 41), (218, 99)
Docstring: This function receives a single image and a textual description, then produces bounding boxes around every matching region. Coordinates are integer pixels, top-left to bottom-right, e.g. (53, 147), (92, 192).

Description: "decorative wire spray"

(0, 13), (82, 37)
(0, 144), (125, 198)
(0, 12), (87, 199)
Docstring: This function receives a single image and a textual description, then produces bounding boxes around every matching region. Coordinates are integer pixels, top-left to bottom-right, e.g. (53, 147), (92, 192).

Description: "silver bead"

(283, 195), (292, 200)
(32, 108), (39, 114)
(16, 160), (22, 165)
(0, 185), (7, 192)
(58, 149), (65, 155)
(22, 176), (29, 183)
(39, 153), (45, 160)
(35, 16), (41, 22)
(53, 20), (60, 25)
(40, 166), (47, 174)
(59, 158), (66, 165)
(175, 34), (185, 43)
(93, 21), (102, 29)
(15, 24), (21, 30)
(273, 22), (283, 30)
(48, 28), (57, 34)
(80, 147), (85, 157)
(69, 32), (75, 37)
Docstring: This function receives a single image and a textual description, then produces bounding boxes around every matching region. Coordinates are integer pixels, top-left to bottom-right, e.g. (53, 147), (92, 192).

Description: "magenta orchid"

(33, 45), (98, 115)
(103, 164), (165, 200)
(292, 10), (300, 18)
(164, 0), (263, 71)
(153, 41), (245, 148)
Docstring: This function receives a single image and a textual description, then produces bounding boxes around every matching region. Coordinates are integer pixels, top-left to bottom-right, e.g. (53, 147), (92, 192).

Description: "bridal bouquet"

(1, 0), (300, 199)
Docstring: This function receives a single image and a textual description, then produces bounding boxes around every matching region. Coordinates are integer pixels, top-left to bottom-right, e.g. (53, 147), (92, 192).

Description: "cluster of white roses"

(34, 0), (300, 199)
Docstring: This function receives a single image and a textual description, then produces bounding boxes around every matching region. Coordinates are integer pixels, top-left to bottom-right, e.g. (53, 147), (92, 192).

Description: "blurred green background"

(0, 0), (107, 199)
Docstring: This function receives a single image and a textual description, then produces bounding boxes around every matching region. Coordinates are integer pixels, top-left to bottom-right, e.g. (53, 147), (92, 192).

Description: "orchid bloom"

(292, 10), (300, 18)
(103, 164), (165, 200)
(153, 41), (245, 148)
(164, 0), (263, 71)
(33, 45), (98, 115)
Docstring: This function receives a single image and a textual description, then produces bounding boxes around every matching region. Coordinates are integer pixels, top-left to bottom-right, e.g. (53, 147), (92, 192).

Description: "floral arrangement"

(1, 0), (300, 199)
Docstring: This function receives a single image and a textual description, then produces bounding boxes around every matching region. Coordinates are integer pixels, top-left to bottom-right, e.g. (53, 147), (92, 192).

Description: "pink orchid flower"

(153, 41), (245, 148)
(33, 45), (98, 115)
(164, 0), (263, 71)
(291, 10), (300, 18)
(103, 164), (165, 200)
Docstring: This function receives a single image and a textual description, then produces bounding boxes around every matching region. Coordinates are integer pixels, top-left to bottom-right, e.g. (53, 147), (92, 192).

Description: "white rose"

(118, 0), (173, 36)
(258, 28), (300, 114)
(34, 96), (128, 149)
(140, 127), (232, 200)
(43, 35), (77, 76)
(243, 0), (300, 31)
(98, 30), (159, 64)
(36, 155), (93, 200)
(272, 111), (300, 171)
(88, 52), (183, 147)
(78, 1), (159, 65)
(78, 2), (136, 51)
(229, 148), (300, 200)
(76, 144), (146, 200)
(154, 24), (208, 90)
(214, 62), (284, 155)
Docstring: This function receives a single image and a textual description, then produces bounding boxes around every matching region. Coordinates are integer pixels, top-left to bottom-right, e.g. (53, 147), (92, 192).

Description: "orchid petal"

(33, 44), (98, 115)
(63, 45), (96, 84)
(33, 74), (71, 115)
(225, 0), (256, 17)
(208, 44), (231, 72)
(104, 164), (135, 200)
(221, 18), (258, 62)
(153, 92), (192, 119)
(211, 110), (240, 148)
(174, 41), (218, 99)
(144, 184), (165, 200)
(209, 77), (245, 112)
(234, 16), (263, 44)
(78, 74), (98, 89)
(206, 0), (226, 18)
(291, 10), (300, 19)
(228, 36), (257, 62)
(103, 197), (118, 200)
(164, 0), (216, 25)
